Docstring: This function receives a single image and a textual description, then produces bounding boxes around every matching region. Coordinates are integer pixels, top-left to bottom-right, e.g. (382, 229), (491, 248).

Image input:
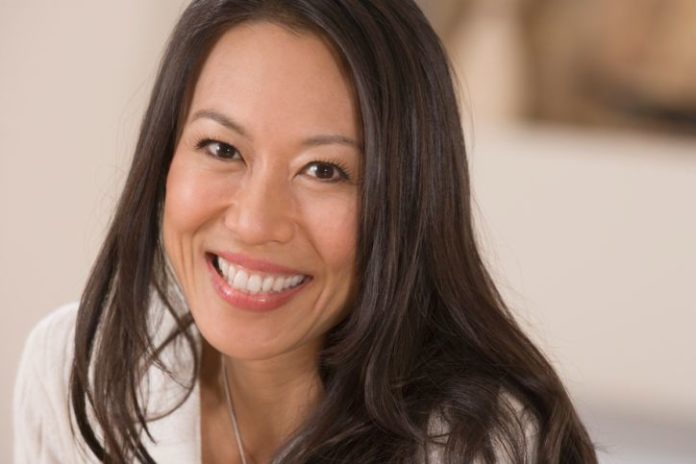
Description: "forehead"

(187, 21), (360, 142)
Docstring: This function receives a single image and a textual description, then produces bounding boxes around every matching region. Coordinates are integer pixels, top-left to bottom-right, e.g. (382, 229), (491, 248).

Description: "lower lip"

(206, 257), (310, 312)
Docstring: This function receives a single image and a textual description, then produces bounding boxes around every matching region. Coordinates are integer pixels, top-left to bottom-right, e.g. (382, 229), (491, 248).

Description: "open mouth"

(208, 253), (310, 296)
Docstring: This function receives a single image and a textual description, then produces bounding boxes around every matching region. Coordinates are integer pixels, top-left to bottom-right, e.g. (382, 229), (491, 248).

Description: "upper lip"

(212, 251), (309, 276)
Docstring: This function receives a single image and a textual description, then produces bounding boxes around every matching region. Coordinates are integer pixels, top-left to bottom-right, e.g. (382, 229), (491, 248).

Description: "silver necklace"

(222, 360), (249, 464)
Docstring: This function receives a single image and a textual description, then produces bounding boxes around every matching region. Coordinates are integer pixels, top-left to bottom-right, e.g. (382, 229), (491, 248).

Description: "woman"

(14, 0), (597, 463)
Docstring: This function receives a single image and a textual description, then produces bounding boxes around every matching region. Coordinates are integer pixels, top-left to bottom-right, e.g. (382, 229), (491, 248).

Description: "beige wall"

(1, 2), (694, 463)
(469, 124), (696, 419)
(469, 124), (696, 463)
(0, 2), (188, 461)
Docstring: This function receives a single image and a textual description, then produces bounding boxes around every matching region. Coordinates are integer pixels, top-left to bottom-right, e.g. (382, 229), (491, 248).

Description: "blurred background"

(1, 1), (694, 462)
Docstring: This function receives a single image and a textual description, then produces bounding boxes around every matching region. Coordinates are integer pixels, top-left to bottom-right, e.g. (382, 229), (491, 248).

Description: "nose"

(223, 168), (295, 245)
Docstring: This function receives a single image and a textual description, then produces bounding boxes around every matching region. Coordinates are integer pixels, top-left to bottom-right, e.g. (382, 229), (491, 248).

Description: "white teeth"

(216, 255), (307, 295)
(226, 264), (237, 286)
(272, 277), (285, 292)
(218, 257), (230, 277)
(261, 276), (274, 293)
(232, 269), (248, 291)
(247, 274), (262, 294)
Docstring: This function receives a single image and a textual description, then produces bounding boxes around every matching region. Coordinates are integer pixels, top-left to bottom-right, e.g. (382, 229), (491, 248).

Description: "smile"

(212, 254), (308, 295)
(206, 252), (312, 312)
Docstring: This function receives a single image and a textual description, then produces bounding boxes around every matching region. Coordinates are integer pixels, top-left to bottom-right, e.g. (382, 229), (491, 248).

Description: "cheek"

(163, 153), (229, 238)
(301, 192), (358, 275)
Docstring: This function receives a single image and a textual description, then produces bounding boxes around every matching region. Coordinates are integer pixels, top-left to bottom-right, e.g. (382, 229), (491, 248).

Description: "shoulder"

(424, 391), (539, 464)
(17, 302), (78, 391)
(14, 302), (93, 463)
(17, 302), (79, 390)
(23, 302), (79, 359)
(495, 392), (539, 463)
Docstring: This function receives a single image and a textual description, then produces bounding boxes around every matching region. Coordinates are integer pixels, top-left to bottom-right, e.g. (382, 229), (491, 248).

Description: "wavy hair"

(70, 1), (597, 462)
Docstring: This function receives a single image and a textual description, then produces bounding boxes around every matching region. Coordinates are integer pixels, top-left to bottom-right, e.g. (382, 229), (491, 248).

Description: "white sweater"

(14, 303), (536, 463)
(13, 303), (202, 463)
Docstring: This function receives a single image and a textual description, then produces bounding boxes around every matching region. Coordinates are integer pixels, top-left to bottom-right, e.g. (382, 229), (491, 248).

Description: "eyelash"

(308, 159), (351, 183)
(194, 138), (352, 183)
(195, 138), (241, 160)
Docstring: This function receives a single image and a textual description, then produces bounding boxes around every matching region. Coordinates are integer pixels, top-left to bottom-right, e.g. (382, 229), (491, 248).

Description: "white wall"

(1, 2), (694, 463)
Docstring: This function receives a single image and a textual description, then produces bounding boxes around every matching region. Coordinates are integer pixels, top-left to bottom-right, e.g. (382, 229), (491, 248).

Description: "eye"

(303, 161), (349, 183)
(196, 138), (242, 161)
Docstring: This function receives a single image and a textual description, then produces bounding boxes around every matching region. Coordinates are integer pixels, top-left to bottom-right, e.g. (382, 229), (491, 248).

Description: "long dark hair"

(70, 1), (597, 462)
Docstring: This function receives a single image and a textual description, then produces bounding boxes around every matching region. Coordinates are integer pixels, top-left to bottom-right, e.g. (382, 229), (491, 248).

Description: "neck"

(202, 339), (324, 463)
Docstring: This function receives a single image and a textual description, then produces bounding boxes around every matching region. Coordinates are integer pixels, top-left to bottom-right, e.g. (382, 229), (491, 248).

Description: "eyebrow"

(192, 109), (248, 137)
(191, 109), (361, 149)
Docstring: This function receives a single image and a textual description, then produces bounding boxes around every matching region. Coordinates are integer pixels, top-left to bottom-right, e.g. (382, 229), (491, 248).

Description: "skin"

(162, 22), (362, 463)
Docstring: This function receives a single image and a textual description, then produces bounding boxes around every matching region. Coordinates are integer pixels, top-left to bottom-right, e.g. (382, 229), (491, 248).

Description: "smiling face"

(162, 22), (361, 362)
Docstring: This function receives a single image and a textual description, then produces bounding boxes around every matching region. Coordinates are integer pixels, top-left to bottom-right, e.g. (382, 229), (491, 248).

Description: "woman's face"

(162, 22), (361, 362)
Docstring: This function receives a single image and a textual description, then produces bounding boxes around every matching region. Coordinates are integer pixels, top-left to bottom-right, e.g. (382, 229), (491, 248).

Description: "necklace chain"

(222, 360), (249, 464)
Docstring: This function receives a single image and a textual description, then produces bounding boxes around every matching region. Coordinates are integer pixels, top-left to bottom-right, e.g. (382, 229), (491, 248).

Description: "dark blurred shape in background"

(417, 0), (696, 135)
